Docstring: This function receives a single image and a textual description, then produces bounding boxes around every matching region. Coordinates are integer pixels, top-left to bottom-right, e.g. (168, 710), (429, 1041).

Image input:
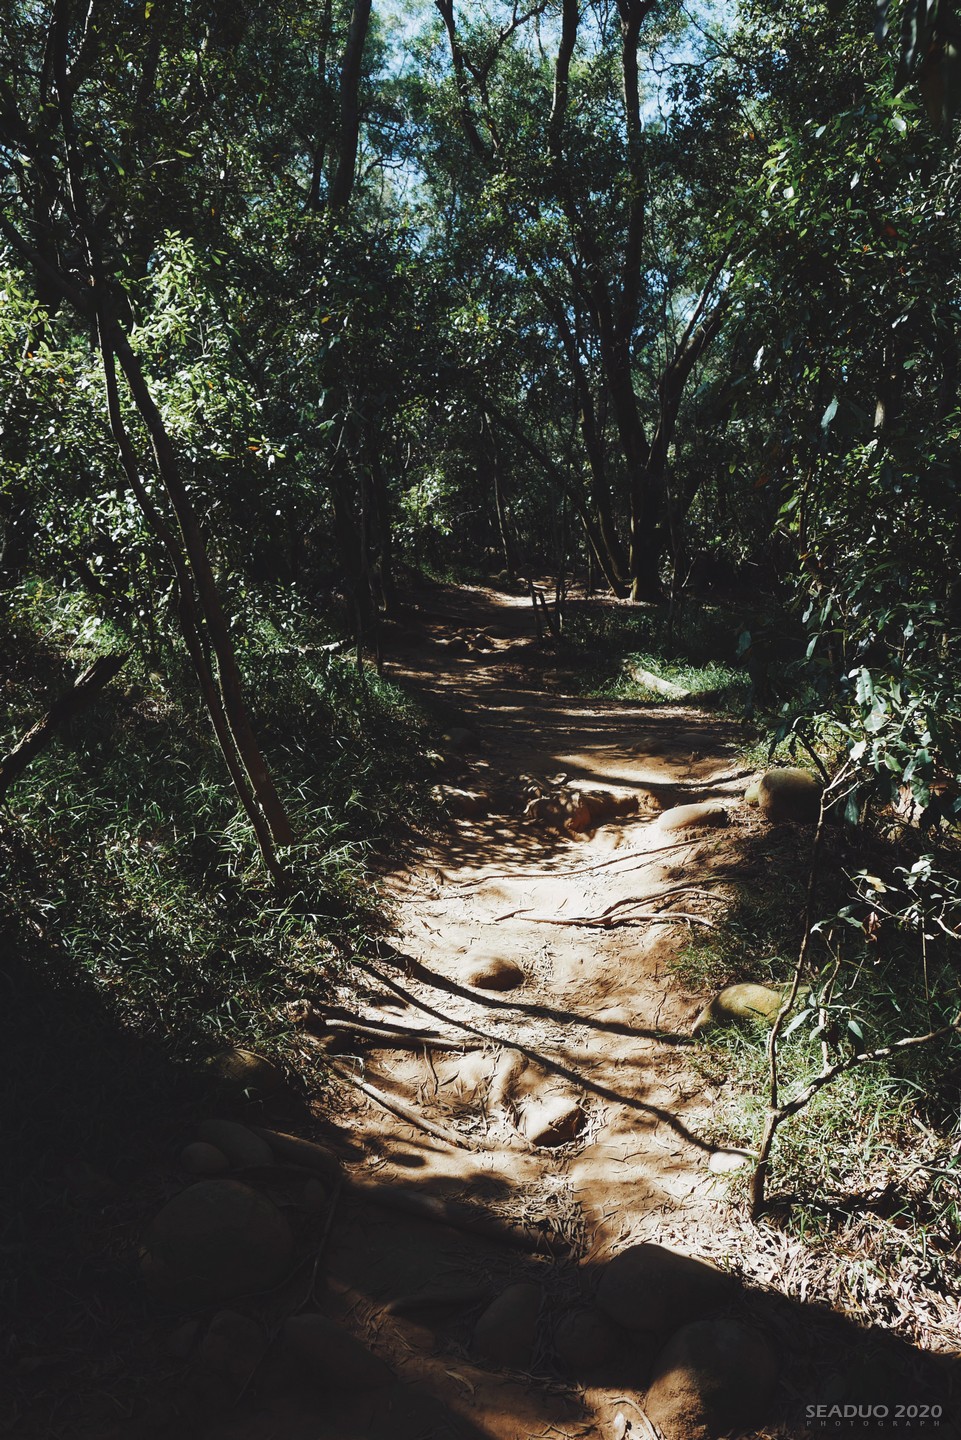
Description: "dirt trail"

(188, 585), (959, 1440)
(256, 584), (761, 1439)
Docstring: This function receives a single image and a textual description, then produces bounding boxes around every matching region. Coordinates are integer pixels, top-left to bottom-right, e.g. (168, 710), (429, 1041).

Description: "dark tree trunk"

(0, 654), (126, 801)
(329, 0), (372, 210)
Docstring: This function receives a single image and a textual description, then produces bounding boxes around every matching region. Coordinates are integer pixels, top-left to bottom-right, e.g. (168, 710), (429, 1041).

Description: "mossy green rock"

(206, 1048), (285, 1101)
(141, 1180), (293, 1307)
(757, 767), (822, 823)
(692, 983), (785, 1035)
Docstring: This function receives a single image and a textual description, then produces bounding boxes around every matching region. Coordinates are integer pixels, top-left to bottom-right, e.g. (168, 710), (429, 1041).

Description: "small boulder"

(197, 1119), (274, 1169)
(141, 1180), (293, 1308)
(180, 1142), (230, 1176)
(692, 982), (785, 1035)
(443, 726), (479, 753)
(644, 1318), (779, 1440)
(206, 1048), (285, 1101)
(553, 1306), (623, 1377)
(707, 1150), (752, 1174)
(467, 956), (525, 990)
(282, 1313), (394, 1388)
(577, 789), (641, 826)
(744, 779), (761, 806)
(302, 1178), (328, 1211)
(473, 1282), (542, 1369)
(525, 789), (593, 833)
(757, 767), (822, 823)
(656, 802), (729, 832)
(521, 1095), (584, 1148)
(595, 1244), (732, 1340)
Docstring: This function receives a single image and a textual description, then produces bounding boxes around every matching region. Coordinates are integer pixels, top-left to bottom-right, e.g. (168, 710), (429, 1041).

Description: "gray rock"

(180, 1142), (230, 1176)
(197, 1119), (274, 1169)
(553, 1306), (623, 1377)
(467, 956), (525, 990)
(521, 1095), (584, 1148)
(595, 1243), (733, 1339)
(645, 1317), (778, 1439)
(282, 1313), (394, 1388)
(141, 1180), (293, 1307)
(473, 1282), (542, 1369)
(757, 767), (822, 823)
(655, 802), (729, 832)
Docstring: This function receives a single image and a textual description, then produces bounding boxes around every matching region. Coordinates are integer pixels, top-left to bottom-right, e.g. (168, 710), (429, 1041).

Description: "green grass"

(675, 813), (961, 1272)
(561, 595), (795, 713)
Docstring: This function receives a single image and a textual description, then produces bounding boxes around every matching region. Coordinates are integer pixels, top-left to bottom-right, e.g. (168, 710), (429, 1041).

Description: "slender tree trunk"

(0, 654), (126, 801)
(329, 0), (373, 210)
(483, 411), (515, 581)
(38, 2), (294, 879)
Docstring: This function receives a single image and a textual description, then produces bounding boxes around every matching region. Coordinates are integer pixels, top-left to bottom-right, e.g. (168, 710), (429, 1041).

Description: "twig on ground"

(492, 875), (726, 921)
(499, 908), (715, 929)
(320, 1016), (487, 1051)
(443, 835), (702, 888)
(333, 1064), (488, 1151)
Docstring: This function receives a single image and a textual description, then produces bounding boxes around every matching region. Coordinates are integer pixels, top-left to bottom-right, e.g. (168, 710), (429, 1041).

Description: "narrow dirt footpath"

(283, 584), (761, 1440)
(196, 585), (956, 1440)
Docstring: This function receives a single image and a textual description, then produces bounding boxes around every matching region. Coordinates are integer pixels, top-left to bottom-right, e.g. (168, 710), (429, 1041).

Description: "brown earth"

(187, 584), (955, 1440)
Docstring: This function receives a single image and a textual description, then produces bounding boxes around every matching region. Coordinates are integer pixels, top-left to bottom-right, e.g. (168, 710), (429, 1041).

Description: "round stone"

(467, 956), (525, 990)
(757, 768), (822, 823)
(180, 1142), (230, 1176)
(141, 1180), (293, 1308)
(553, 1306), (623, 1376)
(645, 1318), (779, 1440)
(206, 1048), (285, 1101)
(692, 982), (785, 1035)
(473, 1282), (542, 1370)
(595, 1243), (733, 1340)
(655, 802), (729, 832)
(197, 1119), (274, 1169)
